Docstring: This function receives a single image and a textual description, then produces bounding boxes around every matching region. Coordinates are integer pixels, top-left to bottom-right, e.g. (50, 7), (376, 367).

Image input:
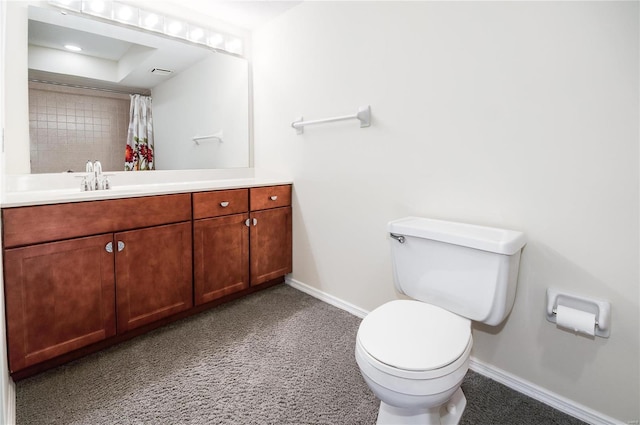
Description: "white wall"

(4, 1), (30, 174)
(253, 2), (639, 423)
(153, 53), (249, 170)
(1, 2), (17, 423)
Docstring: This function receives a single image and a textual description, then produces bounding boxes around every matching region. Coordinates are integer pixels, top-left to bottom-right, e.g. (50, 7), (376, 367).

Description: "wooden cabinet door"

(194, 213), (249, 305)
(3, 234), (116, 372)
(250, 206), (292, 286)
(115, 222), (192, 333)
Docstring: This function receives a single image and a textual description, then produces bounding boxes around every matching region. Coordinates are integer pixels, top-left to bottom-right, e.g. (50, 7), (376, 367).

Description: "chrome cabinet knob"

(270, 196), (278, 201)
(220, 201), (230, 207)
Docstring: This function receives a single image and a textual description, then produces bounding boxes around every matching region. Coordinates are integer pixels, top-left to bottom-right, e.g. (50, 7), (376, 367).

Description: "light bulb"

(167, 21), (182, 35)
(207, 34), (223, 47)
(90, 0), (104, 13)
(144, 14), (159, 27)
(189, 28), (204, 41)
(116, 6), (132, 21)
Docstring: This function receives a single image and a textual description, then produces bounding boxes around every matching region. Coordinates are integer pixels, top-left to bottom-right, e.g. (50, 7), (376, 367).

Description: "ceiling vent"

(151, 68), (173, 76)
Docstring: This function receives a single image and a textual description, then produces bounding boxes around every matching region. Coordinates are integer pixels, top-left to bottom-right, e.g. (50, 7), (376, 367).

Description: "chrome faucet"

(81, 160), (110, 191)
(93, 160), (103, 190)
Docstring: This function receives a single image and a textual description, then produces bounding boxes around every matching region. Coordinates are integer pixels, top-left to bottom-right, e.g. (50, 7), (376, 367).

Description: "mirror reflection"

(27, 6), (249, 173)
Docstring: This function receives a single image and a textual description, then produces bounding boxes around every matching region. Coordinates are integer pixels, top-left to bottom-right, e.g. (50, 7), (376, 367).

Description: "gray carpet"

(16, 284), (585, 425)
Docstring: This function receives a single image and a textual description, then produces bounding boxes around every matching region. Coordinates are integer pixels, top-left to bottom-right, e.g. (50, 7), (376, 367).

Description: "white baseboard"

(285, 277), (624, 425)
(468, 358), (623, 425)
(0, 374), (16, 425)
(3, 378), (15, 425)
(285, 277), (368, 318)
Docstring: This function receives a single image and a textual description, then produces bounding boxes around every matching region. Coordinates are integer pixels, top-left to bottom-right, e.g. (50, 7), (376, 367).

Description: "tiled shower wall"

(29, 82), (130, 173)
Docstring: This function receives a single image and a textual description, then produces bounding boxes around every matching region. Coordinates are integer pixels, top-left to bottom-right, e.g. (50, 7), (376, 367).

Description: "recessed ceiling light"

(64, 44), (82, 52)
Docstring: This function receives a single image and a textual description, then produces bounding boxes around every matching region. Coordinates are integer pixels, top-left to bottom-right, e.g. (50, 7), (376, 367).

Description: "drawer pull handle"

(270, 196), (278, 201)
(220, 201), (230, 207)
(245, 219), (251, 227)
(253, 218), (258, 226)
(105, 242), (113, 253)
(117, 241), (125, 252)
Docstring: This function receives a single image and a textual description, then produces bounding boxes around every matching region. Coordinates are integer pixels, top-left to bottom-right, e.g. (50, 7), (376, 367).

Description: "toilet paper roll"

(555, 305), (596, 336)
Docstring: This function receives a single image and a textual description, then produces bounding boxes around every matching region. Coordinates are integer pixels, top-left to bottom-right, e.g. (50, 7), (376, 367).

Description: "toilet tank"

(388, 217), (526, 326)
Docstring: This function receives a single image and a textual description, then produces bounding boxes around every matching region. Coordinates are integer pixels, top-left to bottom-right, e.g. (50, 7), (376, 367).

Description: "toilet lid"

(358, 300), (471, 371)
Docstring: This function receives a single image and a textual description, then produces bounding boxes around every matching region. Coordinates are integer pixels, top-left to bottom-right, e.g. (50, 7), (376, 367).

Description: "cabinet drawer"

(193, 189), (248, 220)
(2, 193), (191, 248)
(250, 185), (291, 211)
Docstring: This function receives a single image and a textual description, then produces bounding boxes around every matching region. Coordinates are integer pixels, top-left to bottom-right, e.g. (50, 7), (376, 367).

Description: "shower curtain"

(125, 94), (154, 171)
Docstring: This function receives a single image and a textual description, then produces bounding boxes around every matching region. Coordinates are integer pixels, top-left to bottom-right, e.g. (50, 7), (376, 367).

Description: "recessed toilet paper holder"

(546, 288), (611, 338)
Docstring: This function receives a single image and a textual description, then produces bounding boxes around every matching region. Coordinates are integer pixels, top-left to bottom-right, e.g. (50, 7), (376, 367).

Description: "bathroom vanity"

(1, 171), (292, 379)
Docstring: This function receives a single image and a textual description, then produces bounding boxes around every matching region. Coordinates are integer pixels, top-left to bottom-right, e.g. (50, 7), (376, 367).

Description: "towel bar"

(291, 105), (371, 135)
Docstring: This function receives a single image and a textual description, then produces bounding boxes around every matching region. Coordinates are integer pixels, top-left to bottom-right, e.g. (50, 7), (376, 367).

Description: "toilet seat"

(358, 300), (471, 373)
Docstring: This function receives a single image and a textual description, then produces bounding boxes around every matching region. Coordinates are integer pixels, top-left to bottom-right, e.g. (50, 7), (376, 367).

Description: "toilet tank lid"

(388, 217), (526, 255)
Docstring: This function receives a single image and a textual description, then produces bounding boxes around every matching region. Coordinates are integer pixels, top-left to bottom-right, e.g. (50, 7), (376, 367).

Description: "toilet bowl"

(356, 300), (472, 424)
(356, 217), (526, 424)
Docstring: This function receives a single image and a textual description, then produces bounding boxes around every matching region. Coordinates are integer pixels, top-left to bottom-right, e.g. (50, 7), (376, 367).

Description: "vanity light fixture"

(225, 38), (243, 55)
(52, 0), (81, 11)
(206, 33), (225, 49)
(165, 19), (188, 39)
(187, 26), (205, 43)
(112, 3), (137, 26)
(139, 9), (164, 33)
(166, 21), (182, 35)
(47, 0), (244, 55)
(81, 0), (112, 19)
(87, 0), (104, 12)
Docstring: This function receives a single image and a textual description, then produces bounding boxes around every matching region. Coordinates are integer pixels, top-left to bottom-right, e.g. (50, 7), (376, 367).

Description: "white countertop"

(2, 169), (293, 208)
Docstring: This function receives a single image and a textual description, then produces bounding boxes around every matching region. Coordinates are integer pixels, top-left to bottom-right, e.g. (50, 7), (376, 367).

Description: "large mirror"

(27, 5), (250, 173)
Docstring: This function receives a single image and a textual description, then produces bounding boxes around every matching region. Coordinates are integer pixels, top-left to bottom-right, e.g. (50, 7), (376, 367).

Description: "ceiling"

(29, 20), (135, 61)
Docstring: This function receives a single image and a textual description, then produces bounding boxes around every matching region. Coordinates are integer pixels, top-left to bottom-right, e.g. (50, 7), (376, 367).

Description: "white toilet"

(355, 217), (526, 425)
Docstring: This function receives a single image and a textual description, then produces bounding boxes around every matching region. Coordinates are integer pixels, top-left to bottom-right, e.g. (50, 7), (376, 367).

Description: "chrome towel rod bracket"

(291, 105), (371, 135)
